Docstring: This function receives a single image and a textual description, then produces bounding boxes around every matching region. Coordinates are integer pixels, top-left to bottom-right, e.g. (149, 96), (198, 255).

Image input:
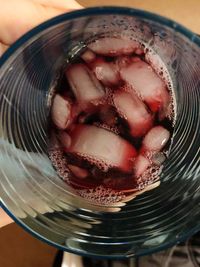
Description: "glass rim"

(1, 6), (200, 68)
(0, 6), (200, 259)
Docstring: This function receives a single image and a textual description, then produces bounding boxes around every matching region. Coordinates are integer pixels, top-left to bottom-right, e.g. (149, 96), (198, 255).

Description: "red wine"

(48, 36), (175, 205)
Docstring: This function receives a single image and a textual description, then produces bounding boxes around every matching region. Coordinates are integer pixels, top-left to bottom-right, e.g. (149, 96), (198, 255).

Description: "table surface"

(79, 0), (200, 34)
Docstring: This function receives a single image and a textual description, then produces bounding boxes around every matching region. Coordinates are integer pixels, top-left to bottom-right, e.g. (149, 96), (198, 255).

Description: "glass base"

(53, 232), (200, 267)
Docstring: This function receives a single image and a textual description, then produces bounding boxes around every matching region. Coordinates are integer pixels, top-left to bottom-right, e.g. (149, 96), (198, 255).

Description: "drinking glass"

(0, 7), (199, 259)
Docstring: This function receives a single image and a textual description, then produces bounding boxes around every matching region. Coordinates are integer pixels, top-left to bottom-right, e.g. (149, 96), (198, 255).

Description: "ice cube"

(81, 49), (96, 63)
(142, 126), (170, 152)
(66, 63), (105, 106)
(88, 37), (139, 56)
(68, 124), (137, 172)
(114, 90), (152, 137)
(134, 154), (150, 177)
(90, 57), (120, 86)
(68, 165), (88, 179)
(120, 60), (170, 112)
(57, 131), (71, 149)
(51, 94), (72, 130)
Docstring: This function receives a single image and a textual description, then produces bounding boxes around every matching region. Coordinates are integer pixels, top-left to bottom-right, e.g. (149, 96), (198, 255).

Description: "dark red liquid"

(48, 37), (175, 204)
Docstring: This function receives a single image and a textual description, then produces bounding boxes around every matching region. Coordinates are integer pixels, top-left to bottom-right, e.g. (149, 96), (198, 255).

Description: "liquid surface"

(48, 36), (175, 205)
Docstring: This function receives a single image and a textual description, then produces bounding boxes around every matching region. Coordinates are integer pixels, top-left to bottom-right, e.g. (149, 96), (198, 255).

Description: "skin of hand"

(0, 0), (82, 56)
(0, 208), (13, 228)
(0, 0), (82, 227)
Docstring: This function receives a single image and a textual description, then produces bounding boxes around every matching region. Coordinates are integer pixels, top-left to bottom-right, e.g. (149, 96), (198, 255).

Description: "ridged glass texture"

(0, 7), (199, 259)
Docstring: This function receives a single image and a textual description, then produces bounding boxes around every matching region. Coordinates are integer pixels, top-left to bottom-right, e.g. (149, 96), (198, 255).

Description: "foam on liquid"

(48, 37), (176, 206)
